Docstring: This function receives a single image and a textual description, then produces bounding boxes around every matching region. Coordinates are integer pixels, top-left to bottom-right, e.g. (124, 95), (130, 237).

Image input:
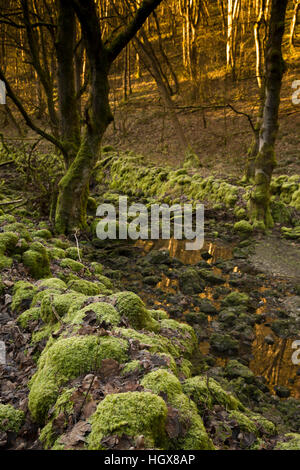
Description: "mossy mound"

(141, 369), (214, 450)
(0, 231), (19, 270)
(114, 291), (159, 331)
(275, 433), (300, 450)
(0, 404), (25, 433)
(22, 242), (50, 279)
(28, 335), (129, 423)
(88, 392), (168, 450)
(60, 258), (85, 273)
(182, 375), (244, 411)
(18, 307), (41, 328)
(70, 301), (120, 327)
(67, 279), (103, 296)
(40, 291), (86, 324)
(11, 281), (38, 313)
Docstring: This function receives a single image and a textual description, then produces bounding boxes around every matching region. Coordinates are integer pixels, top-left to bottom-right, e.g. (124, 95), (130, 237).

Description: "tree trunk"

(56, 0), (81, 167)
(249, 0), (288, 230)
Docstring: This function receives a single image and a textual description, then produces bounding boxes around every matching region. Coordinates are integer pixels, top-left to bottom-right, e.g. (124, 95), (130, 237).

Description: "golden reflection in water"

(135, 238), (233, 265)
(250, 321), (300, 399)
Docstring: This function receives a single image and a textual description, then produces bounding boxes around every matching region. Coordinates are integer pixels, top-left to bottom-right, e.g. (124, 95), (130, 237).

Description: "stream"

(117, 237), (300, 399)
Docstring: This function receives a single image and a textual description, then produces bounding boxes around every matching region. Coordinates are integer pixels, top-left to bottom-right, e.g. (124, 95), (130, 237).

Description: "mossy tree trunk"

(249, 0), (288, 230)
(54, 0), (163, 233)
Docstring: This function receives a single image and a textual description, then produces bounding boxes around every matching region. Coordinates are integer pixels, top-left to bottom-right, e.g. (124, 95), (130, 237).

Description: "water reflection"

(134, 238), (299, 398)
(135, 238), (233, 265)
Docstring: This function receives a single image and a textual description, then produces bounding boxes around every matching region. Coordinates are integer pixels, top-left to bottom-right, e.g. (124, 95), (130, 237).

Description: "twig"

(74, 229), (82, 262)
(0, 199), (23, 206)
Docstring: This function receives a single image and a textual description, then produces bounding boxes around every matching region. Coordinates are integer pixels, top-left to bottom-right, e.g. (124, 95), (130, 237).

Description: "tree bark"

(56, 0), (81, 168)
(54, 0), (163, 233)
(249, 0), (288, 229)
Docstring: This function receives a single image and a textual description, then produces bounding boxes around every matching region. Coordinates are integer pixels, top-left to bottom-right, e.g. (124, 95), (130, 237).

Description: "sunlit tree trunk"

(290, 0), (299, 48)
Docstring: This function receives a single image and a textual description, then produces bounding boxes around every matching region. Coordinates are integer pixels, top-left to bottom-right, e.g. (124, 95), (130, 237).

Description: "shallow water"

(135, 238), (300, 399)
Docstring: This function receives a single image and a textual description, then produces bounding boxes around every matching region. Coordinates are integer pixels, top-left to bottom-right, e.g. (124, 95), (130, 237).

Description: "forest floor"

(0, 52), (300, 451)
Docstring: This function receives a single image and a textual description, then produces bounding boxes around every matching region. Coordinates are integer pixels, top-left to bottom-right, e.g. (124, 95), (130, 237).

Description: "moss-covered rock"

(178, 267), (204, 295)
(40, 291), (86, 324)
(28, 335), (129, 423)
(23, 242), (50, 279)
(49, 247), (66, 260)
(141, 369), (214, 450)
(233, 220), (253, 238)
(70, 301), (120, 327)
(33, 229), (52, 240)
(0, 231), (19, 270)
(39, 387), (76, 449)
(65, 247), (83, 261)
(11, 281), (38, 313)
(0, 404), (25, 432)
(275, 433), (300, 450)
(225, 360), (254, 383)
(210, 333), (239, 355)
(114, 291), (159, 331)
(60, 258), (85, 273)
(67, 279), (103, 296)
(183, 375), (244, 412)
(222, 291), (249, 307)
(17, 307), (40, 328)
(88, 392), (168, 450)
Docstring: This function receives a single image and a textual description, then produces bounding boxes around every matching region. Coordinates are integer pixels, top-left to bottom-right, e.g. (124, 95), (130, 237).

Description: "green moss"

(11, 281), (37, 313)
(90, 262), (103, 274)
(60, 258), (85, 272)
(159, 319), (197, 356)
(23, 242), (50, 279)
(32, 229), (52, 240)
(18, 307), (40, 328)
(116, 328), (170, 356)
(178, 358), (192, 378)
(275, 433), (300, 450)
(49, 247), (66, 260)
(0, 214), (16, 225)
(222, 291), (249, 306)
(233, 220), (253, 237)
(65, 247), (83, 260)
(183, 375), (244, 411)
(41, 291), (86, 323)
(50, 238), (70, 249)
(141, 370), (214, 450)
(225, 360), (254, 383)
(228, 410), (258, 435)
(67, 279), (102, 296)
(88, 392), (168, 450)
(246, 412), (276, 436)
(28, 335), (129, 423)
(0, 231), (19, 270)
(149, 309), (169, 321)
(3, 222), (31, 241)
(121, 360), (142, 376)
(39, 388), (76, 449)
(0, 404), (25, 432)
(70, 302), (120, 327)
(94, 274), (113, 290)
(31, 323), (61, 344)
(114, 291), (159, 331)
(38, 278), (67, 290)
